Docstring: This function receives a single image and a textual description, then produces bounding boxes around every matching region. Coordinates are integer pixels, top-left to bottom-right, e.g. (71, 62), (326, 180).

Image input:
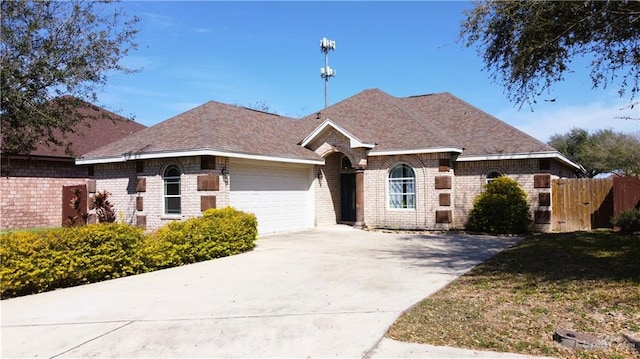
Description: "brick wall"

(453, 158), (576, 232)
(365, 153), (452, 230)
(0, 158), (89, 230)
(309, 129), (370, 226)
(315, 153), (341, 225)
(94, 156), (228, 231)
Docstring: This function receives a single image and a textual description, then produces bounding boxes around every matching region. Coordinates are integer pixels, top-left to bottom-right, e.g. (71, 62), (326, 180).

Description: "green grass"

(387, 232), (640, 359)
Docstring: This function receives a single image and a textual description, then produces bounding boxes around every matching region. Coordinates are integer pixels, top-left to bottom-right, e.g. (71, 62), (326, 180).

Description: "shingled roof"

(79, 88), (577, 168)
(298, 88), (560, 158)
(27, 101), (146, 159)
(80, 100), (323, 164)
(399, 92), (559, 157)
(297, 89), (464, 154)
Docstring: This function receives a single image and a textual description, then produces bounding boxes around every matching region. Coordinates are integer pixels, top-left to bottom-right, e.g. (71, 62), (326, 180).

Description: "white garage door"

(229, 160), (314, 234)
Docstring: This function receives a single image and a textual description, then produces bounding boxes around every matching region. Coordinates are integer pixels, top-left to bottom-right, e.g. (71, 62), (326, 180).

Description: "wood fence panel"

(613, 176), (640, 216)
(552, 178), (613, 232)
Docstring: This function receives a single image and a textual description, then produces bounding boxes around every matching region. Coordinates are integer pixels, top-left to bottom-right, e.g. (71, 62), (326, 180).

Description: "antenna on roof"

(320, 37), (336, 109)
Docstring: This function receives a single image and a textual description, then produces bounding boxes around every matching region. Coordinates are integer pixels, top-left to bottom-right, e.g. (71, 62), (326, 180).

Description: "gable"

(300, 118), (375, 150)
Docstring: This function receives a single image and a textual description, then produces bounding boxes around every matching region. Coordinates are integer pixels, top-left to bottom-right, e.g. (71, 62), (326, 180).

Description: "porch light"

(317, 169), (323, 181)
(221, 165), (229, 182)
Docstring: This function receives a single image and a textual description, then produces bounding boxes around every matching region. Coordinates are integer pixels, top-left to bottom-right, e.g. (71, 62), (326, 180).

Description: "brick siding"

(365, 153), (452, 231)
(453, 159), (576, 232)
(93, 156), (228, 231)
(0, 158), (89, 230)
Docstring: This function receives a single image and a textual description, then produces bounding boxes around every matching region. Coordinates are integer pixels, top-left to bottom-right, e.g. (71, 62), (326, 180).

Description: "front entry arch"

(315, 150), (366, 229)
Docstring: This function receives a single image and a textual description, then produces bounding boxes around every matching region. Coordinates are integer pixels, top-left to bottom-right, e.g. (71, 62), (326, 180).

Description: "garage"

(229, 159), (315, 234)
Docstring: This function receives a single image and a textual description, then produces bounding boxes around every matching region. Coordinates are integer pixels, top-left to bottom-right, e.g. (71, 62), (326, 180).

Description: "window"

(487, 171), (502, 184)
(389, 164), (416, 209)
(163, 165), (181, 215)
(341, 156), (352, 170)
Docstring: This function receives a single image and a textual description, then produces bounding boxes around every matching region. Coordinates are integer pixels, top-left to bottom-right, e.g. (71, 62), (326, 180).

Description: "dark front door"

(340, 173), (356, 222)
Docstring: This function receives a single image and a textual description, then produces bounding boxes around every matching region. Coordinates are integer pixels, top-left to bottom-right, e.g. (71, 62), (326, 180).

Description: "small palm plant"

(91, 190), (117, 223)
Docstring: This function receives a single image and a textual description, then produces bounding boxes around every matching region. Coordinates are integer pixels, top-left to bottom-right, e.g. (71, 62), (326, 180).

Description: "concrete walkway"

(2, 226), (551, 358)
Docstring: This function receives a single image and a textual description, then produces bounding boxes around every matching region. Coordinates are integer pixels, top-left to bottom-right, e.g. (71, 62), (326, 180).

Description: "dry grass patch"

(387, 232), (640, 359)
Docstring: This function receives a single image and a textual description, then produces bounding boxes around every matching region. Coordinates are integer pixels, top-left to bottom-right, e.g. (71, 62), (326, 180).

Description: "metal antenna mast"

(320, 37), (336, 108)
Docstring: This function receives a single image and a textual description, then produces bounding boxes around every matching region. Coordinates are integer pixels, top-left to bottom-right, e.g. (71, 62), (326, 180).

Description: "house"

(0, 99), (146, 230)
(76, 89), (580, 234)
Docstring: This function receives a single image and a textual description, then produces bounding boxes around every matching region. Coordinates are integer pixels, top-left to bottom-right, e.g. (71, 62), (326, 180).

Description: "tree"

(1, 1), (139, 155)
(244, 100), (277, 114)
(460, 1), (640, 108)
(549, 128), (640, 177)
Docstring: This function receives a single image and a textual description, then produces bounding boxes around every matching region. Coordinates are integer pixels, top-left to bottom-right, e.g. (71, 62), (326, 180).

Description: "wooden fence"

(551, 176), (640, 232)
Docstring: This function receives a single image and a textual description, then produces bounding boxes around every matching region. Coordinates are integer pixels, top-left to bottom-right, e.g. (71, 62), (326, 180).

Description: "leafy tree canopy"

(1, 0), (139, 155)
(549, 128), (640, 177)
(460, 1), (640, 108)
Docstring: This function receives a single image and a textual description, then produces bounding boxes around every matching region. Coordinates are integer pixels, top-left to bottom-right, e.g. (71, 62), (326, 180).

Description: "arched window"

(341, 156), (352, 170)
(388, 164), (416, 209)
(163, 165), (181, 215)
(487, 171), (502, 184)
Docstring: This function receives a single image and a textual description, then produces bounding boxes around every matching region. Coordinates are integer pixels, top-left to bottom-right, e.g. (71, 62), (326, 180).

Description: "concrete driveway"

(2, 226), (544, 358)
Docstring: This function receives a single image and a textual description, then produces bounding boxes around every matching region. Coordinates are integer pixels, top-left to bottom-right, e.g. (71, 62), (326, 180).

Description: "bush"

(466, 177), (532, 234)
(611, 208), (640, 233)
(139, 207), (257, 270)
(1, 224), (145, 298)
(1, 207), (257, 298)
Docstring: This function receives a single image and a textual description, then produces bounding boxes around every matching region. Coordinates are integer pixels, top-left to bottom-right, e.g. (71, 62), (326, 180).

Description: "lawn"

(387, 232), (640, 359)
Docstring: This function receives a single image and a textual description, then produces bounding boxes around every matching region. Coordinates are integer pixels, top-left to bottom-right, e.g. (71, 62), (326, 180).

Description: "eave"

(456, 151), (582, 170)
(76, 148), (325, 166)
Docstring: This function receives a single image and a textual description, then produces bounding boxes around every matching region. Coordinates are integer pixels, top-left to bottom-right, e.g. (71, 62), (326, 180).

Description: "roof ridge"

(303, 88), (389, 117)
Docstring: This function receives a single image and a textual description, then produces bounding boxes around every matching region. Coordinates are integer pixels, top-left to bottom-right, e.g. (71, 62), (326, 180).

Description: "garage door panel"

(229, 163), (313, 234)
(231, 168), (310, 191)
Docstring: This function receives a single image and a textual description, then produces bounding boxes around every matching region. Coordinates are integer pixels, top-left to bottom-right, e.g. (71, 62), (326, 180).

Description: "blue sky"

(101, 1), (639, 142)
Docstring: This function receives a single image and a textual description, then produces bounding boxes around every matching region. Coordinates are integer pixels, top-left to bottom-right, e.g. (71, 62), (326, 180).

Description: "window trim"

(388, 164), (416, 210)
(163, 165), (182, 215)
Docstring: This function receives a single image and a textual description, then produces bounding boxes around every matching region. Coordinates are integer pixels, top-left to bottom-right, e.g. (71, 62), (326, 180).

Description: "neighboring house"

(76, 89), (580, 234)
(0, 100), (146, 230)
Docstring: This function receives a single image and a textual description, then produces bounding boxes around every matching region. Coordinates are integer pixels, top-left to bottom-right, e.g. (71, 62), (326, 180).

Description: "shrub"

(1, 207), (257, 298)
(0, 224), (145, 298)
(139, 207), (258, 270)
(611, 208), (640, 233)
(466, 177), (532, 234)
(0, 230), (52, 297)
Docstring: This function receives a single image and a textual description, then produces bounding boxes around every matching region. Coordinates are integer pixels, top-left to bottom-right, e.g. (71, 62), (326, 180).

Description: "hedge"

(0, 207), (258, 298)
(139, 207), (258, 269)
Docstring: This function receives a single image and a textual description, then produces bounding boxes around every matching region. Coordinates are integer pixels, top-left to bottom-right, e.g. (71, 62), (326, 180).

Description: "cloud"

(498, 101), (640, 143)
(193, 28), (212, 33)
(140, 11), (178, 30)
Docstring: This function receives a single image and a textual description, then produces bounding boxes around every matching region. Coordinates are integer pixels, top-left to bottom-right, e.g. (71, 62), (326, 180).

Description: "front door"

(340, 173), (356, 222)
